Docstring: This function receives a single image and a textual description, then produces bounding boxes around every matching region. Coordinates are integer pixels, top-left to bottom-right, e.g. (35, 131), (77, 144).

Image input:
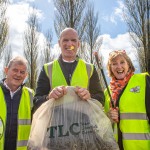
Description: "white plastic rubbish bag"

(28, 86), (119, 150)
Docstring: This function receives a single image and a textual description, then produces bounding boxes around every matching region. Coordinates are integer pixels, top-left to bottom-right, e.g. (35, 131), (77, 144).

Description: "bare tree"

(2, 45), (12, 78)
(78, 41), (90, 62)
(53, 0), (88, 40)
(0, 0), (9, 58)
(81, 4), (105, 89)
(42, 29), (54, 64)
(84, 4), (102, 63)
(23, 8), (40, 90)
(124, 0), (150, 72)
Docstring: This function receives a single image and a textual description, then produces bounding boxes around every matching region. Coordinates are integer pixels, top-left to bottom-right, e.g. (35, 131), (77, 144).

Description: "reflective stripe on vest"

(17, 140), (28, 147)
(25, 87), (34, 109)
(18, 119), (31, 125)
(0, 86), (33, 150)
(123, 133), (150, 140)
(44, 59), (93, 89)
(120, 113), (150, 140)
(120, 113), (148, 120)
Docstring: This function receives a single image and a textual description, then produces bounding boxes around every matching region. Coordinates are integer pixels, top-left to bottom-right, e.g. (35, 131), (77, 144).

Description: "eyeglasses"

(109, 50), (126, 56)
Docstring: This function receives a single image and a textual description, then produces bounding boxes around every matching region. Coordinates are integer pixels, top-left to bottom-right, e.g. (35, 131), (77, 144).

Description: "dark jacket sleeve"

(89, 66), (104, 106)
(146, 75), (150, 124)
(32, 66), (51, 112)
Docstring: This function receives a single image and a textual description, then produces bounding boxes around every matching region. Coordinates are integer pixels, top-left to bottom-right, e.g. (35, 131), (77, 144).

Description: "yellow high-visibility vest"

(104, 73), (150, 150)
(0, 86), (34, 150)
(44, 59), (93, 89)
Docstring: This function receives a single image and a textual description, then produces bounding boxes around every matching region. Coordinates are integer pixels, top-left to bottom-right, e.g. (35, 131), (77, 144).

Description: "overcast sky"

(3, 0), (140, 76)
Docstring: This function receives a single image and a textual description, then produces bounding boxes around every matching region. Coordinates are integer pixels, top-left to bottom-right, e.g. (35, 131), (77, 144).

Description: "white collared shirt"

(4, 81), (21, 99)
(62, 59), (75, 63)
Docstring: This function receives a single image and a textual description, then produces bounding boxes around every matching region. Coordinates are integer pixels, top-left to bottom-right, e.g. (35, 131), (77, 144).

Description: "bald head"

(58, 27), (80, 61)
(59, 28), (79, 40)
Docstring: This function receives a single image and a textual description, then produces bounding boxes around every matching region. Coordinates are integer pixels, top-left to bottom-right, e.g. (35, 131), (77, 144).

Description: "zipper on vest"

(69, 74), (72, 85)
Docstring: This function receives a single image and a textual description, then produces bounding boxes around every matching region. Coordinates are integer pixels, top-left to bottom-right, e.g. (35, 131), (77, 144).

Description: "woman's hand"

(108, 107), (119, 123)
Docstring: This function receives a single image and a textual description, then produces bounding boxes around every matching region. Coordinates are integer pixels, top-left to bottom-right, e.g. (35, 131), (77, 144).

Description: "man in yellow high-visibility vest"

(33, 28), (104, 111)
(31, 27), (108, 150)
(0, 56), (34, 150)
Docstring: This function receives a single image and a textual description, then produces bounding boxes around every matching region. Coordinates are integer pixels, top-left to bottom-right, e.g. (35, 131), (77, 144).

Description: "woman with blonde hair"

(104, 50), (150, 150)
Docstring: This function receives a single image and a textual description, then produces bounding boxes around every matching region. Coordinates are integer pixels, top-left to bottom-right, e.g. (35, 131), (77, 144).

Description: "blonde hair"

(107, 50), (135, 78)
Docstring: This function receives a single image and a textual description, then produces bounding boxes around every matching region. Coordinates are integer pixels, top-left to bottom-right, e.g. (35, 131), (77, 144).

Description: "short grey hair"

(7, 56), (28, 71)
